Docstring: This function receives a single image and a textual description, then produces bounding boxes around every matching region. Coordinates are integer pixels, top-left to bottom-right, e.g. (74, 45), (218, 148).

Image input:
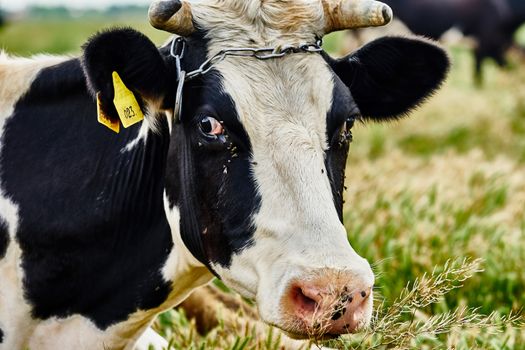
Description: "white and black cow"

(0, 0), (449, 348)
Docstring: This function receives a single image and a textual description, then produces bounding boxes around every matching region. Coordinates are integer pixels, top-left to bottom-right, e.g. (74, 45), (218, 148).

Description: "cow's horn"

(322, 0), (393, 33)
(149, 0), (195, 36)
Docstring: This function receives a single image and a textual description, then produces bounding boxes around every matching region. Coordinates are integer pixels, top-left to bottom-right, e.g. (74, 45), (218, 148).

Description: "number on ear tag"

(112, 71), (144, 128)
(97, 92), (120, 133)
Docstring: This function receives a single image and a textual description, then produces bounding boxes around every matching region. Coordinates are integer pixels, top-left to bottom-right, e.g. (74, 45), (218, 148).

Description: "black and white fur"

(0, 1), (448, 347)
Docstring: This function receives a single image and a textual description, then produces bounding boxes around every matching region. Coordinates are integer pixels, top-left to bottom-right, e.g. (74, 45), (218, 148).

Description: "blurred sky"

(1, 0), (152, 11)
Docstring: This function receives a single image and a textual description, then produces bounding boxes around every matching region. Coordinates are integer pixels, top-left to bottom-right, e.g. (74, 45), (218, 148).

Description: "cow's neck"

(0, 56), (210, 333)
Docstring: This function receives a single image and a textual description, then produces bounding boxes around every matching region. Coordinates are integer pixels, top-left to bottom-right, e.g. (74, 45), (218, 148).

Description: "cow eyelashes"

(198, 115), (225, 139)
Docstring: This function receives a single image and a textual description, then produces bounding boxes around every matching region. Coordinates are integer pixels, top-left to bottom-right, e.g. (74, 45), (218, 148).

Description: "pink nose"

(285, 277), (373, 336)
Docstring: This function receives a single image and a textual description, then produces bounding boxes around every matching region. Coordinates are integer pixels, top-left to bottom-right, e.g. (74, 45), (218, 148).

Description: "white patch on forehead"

(218, 54), (334, 132)
(217, 53), (337, 212)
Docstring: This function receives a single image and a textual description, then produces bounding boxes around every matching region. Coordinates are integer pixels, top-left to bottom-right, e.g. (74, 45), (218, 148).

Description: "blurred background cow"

(341, 0), (525, 85)
(0, 0), (524, 349)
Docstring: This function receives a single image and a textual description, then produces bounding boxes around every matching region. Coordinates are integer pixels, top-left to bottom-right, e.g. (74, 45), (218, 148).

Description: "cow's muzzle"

(280, 267), (374, 338)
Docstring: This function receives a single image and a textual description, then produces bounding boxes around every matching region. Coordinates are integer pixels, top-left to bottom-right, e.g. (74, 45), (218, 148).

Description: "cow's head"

(82, 0), (448, 339)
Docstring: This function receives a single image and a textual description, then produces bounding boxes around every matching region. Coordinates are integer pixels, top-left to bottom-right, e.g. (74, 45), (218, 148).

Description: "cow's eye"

(198, 116), (224, 137)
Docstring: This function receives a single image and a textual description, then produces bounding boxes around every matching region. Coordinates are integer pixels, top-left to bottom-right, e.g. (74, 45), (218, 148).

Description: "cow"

(382, 0), (525, 85)
(0, 0), (449, 349)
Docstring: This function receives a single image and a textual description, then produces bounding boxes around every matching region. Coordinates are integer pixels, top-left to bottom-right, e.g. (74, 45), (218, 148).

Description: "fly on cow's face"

(340, 115), (357, 145)
(346, 115), (356, 131)
(331, 115), (357, 149)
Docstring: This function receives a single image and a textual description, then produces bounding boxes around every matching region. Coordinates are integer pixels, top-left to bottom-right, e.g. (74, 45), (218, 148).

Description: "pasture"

(1, 13), (524, 350)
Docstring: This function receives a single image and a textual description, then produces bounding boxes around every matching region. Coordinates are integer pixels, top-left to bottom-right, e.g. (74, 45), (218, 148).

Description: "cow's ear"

(329, 36), (450, 121)
(81, 28), (171, 123)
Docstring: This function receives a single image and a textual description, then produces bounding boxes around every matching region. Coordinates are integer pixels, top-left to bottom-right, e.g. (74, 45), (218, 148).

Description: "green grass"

(2, 16), (524, 350)
(0, 17), (170, 55)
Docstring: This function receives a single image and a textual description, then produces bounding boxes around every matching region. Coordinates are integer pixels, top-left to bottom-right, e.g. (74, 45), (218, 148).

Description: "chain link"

(171, 38), (324, 82)
(169, 38), (323, 123)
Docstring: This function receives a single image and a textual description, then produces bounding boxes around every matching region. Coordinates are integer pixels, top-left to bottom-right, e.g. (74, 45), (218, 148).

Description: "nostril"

(361, 290), (367, 298)
(291, 286), (317, 314)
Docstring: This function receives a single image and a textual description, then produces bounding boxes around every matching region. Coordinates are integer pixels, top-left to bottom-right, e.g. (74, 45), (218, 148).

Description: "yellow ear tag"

(112, 71), (144, 128)
(97, 92), (120, 133)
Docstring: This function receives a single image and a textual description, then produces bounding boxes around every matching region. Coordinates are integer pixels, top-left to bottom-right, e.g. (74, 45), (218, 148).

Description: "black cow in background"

(384, 0), (525, 84)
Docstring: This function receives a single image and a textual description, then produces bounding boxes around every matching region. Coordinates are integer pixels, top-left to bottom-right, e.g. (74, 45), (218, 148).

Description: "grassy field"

(336, 43), (525, 349)
(1, 16), (524, 350)
(0, 16), (170, 55)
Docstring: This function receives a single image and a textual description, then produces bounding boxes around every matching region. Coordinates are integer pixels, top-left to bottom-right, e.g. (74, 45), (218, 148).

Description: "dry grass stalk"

(332, 258), (524, 350)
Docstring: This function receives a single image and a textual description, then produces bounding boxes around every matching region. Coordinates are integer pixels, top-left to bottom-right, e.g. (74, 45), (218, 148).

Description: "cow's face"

(82, 0), (448, 338)
(166, 43), (371, 337)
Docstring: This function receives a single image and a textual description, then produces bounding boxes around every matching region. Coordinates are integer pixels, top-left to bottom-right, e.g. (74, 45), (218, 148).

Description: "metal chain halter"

(169, 37), (324, 123)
